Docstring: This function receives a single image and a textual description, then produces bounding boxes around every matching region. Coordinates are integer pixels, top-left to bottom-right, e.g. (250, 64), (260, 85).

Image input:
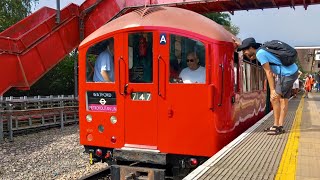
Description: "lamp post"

(56, 0), (60, 24)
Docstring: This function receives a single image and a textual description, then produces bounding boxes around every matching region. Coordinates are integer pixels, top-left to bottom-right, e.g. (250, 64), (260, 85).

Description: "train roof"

(80, 6), (236, 47)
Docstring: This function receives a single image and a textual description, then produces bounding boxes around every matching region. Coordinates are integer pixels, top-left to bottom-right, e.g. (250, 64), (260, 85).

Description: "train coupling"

(111, 165), (165, 180)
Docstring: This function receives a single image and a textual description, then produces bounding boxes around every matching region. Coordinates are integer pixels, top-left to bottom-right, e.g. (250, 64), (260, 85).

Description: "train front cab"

(79, 29), (236, 177)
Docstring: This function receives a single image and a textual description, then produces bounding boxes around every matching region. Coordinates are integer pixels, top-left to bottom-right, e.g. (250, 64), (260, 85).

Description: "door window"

(128, 32), (153, 83)
(169, 35), (206, 84)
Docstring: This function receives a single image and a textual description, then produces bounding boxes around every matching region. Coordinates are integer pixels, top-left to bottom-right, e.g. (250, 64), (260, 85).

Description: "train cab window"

(128, 32), (153, 83)
(86, 37), (114, 83)
(169, 34), (206, 84)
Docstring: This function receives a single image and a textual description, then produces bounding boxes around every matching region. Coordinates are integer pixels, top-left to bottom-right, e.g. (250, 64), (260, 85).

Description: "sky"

(33, 0), (320, 47)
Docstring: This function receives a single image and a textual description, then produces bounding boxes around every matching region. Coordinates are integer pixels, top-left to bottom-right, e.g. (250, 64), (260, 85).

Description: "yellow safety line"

(275, 97), (304, 180)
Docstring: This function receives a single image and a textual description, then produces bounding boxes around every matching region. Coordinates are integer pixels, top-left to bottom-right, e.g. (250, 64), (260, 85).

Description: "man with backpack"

(236, 37), (299, 135)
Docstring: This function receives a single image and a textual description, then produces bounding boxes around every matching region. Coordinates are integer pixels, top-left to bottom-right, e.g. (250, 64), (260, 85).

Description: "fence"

(0, 95), (78, 142)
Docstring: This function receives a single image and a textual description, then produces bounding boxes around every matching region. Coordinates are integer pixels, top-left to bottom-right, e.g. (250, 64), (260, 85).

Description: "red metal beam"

(303, 0), (308, 9)
(233, 0), (244, 10)
(291, 0), (295, 9)
(200, 3), (210, 13)
(270, 0), (279, 8)
(252, 0), (260, 9)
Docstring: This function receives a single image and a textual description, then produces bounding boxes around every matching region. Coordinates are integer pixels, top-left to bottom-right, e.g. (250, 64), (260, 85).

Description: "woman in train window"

(179, 52), (206, 83)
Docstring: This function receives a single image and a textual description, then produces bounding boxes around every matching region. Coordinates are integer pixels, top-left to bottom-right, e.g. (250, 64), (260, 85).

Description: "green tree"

(203, 12), (240, 35)
(0, 0), (38, 32)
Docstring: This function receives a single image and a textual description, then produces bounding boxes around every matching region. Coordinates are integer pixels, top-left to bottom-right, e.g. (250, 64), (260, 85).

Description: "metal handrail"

(0, 95), (79, 142)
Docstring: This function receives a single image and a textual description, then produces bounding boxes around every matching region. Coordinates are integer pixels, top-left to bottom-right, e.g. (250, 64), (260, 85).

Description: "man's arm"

(298, 70), (302, 78)
(262, 62), (279, 100)
(100, 52), (113, 82)
(101, 70), (111, 82)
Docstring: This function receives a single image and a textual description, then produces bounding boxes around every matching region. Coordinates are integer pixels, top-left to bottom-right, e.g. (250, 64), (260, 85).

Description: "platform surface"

(184, 92), (320, 180)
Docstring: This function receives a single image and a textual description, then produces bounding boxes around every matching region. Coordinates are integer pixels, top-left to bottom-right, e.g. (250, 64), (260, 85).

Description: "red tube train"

(78, 6), (268, 178)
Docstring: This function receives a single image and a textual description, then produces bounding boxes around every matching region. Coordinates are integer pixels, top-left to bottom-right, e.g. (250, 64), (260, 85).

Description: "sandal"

(278, 126), (285, 133)
(264, 126), (277, 132)
(267, 128), (281, 135)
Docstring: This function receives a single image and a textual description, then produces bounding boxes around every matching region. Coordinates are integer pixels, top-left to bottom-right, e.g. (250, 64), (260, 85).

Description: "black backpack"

(261, 40), (297, 66)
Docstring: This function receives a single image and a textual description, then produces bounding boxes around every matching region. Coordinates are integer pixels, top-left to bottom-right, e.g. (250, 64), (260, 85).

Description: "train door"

(158, 34), (211, 154)
(119, 32), (158, 148)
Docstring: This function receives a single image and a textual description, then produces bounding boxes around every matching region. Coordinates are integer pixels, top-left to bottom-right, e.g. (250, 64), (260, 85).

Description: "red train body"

(78, 6), (267, 178)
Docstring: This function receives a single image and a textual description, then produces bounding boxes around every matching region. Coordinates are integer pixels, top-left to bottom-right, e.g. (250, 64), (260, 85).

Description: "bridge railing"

(0, 95), (78, 142)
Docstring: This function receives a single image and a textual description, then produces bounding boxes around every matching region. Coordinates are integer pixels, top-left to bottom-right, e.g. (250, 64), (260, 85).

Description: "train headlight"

(86, 114), (92, 122)
(110, 116), (117, 124)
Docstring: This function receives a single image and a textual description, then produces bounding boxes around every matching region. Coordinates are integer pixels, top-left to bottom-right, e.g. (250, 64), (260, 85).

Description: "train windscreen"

(169, 34), (206, 84)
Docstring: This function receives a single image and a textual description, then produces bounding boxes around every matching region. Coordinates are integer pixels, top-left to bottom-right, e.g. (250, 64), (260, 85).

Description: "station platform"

(185, 92), (320, 180)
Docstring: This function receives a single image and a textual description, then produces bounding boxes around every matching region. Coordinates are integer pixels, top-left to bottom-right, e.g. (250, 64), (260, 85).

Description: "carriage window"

(258, 67), (263, 90)
(128, 32), (153, 83)
(251, 66), (258, 91)
(242, 64), (247, 92)
(242, 62), (252, 92)
(169, 35), (206, 84)
(86, 38), (114, 83)
(245, 63), (251, 92)
(234, 52), (239, 93)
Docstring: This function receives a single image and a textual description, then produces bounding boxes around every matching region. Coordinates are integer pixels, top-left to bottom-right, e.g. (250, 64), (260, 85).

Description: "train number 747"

(131, 92), (151, 101)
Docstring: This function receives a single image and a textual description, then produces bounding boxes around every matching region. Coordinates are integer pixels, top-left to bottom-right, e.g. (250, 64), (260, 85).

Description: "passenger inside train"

(93, 39), (114, 82)
(169, 35), (206, 83)
(86, 33), (206, 84)
(169, 54), (181, 81)
(86, 38), (114, 83)
(179, 52), (206, 83)
(129, 32), (153, 83)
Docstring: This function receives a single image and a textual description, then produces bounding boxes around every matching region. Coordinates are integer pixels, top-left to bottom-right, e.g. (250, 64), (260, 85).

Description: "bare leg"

(279, 98), (289, 126)
(271, 97), (281, 126)
(305, 89), (309, 98)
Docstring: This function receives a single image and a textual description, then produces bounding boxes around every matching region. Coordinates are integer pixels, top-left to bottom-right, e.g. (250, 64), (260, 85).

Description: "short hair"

(187, 52), (198, 59)
(108, 39), (114, 46)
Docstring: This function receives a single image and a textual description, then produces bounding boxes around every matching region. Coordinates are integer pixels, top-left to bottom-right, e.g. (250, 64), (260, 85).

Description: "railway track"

(80, 165), (177, 180)
(80, 167), (111, 180)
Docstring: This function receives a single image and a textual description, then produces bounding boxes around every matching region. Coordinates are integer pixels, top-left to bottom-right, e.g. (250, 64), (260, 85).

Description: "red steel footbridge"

(0, 0), (319, 95)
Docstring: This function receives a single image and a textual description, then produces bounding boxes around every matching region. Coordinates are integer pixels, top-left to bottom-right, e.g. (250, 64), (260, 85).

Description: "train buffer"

(185, 92), (320, 180)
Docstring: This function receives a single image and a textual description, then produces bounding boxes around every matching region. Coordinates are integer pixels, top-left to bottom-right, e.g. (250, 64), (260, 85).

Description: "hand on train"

(232, 37), (240, 50)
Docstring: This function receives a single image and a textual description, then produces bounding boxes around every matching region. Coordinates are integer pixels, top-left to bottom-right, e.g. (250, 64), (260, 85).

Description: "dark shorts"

(275, 71), (299, 99)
